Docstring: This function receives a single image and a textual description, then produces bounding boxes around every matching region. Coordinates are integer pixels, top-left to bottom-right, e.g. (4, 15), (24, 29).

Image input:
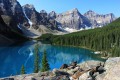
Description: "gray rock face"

(96, 57), (120, 80)
(0, 0), (117, 38)
(56, 8), (91, 30)
(22, 4), (40, 27)
(0, 15), (27, 46)
(84, 10), (116, 28)
(0, 0), (58, 38)
(39, 10), (58, 30)
(22, 5), (58, 30)
(0, 0), (27, 24)
(49, 11), (57, 19)
(23, 4), (39, 24)
(77, 60), (104, 71)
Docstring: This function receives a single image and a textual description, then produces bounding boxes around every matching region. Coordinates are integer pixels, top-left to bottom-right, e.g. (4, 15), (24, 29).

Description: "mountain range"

(0, 0), (117, 41)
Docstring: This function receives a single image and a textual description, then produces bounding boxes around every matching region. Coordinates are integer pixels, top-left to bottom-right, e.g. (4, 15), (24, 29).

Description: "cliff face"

(56, 8), (92, 30)
(84, 10), (116, 28)
(0, 0), (27, 24)
(0, 15), (27, 46)
(0, 0), (117, 38)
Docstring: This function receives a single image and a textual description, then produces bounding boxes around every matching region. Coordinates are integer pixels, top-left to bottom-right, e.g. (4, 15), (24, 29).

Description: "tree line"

(40, 18), (120, 57)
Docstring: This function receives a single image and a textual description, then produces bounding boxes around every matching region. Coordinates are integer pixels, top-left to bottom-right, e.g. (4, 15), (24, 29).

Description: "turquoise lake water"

(0, 41), (104, 78)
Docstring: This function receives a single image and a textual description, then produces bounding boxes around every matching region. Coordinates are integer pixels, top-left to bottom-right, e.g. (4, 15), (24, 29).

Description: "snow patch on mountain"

(22, 7), (33, 28)
(17, 24), (22, 30)
(97, 21), (102, 23)
(64, 28), (80, 33)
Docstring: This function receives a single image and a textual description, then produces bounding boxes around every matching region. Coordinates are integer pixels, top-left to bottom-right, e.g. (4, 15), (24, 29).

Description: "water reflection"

(0, 41), (104, 78)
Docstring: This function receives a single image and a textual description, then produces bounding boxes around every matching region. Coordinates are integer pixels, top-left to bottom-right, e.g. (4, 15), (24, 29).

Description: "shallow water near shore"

(0, 41), (105, 78)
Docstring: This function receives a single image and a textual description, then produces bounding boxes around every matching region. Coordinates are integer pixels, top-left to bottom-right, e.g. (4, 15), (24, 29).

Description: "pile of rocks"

(1, 57), (120, 80)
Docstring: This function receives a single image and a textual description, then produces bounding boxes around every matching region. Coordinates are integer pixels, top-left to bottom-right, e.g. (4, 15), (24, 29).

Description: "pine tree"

(34, 44), (40, 73)
(20, 65), (25, 74)
(41, 50), (50, 72)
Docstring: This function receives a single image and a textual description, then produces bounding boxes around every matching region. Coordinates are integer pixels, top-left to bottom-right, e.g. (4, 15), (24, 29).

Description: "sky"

(18, 0), (120, 17)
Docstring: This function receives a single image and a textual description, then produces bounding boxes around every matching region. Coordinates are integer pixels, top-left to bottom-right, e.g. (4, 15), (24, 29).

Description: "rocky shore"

(1, 57), (120, 80)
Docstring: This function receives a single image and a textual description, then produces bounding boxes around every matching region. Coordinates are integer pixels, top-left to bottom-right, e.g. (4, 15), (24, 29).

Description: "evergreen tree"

(41, 50), (50, 72)
(40, 17), (120, 57)
(34, 44), (40, 73)
(20, 65), (25, 74)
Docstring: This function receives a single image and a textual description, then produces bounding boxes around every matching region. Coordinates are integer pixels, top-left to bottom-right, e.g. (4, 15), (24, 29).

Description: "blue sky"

(19, 0), (120, 17)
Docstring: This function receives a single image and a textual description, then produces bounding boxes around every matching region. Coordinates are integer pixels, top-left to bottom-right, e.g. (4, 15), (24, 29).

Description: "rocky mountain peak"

(0, 0), (117, 38)
(84, 10), (97, 17)
(64, 8), (79, 15)
(106, 13), (115, 18)
(71, 8), (79, 12)
(40, 10), (47, 14)
(55, 8), (91, 30)
(84, 10), (116, 28)
(86, 10), (95, 13)
(0, 0), (26, 24)
(23, 4), (35, 11)
(0, 0), (19, 15)
(49, 11), (56, 19)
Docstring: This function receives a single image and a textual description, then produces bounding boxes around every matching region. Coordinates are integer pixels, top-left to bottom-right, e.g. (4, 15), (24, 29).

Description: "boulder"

(78, 72), (92, 80)
(78, 60), (104, 71)
(60, 64), (68, 69)
(52, 69), (69, 76)
(70, 61), (77, 67)
(67, 66), (75, 69)
(96, 66), (105, 74)
(104, 57), (120, 70)
(22, 76), (34, 80)
(92, 72), (99, 78)
(95, 73), (106, 80)
(1, 78), (14, 80)
(71, 69), (90, 79)
(38, 71), (53, 77)
(67, 67), (80, 75)
(52, 75), (70, 80)
(96, 57), (120, 80)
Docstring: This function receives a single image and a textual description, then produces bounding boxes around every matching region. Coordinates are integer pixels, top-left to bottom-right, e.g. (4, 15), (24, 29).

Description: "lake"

(0, 41), (104, 78)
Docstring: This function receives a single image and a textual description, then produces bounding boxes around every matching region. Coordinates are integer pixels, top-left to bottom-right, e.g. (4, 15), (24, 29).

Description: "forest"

(40, 18), (120, 57)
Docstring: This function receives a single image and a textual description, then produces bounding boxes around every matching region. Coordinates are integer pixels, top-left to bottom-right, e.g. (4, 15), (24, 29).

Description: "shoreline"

(1, 57), (120, 80)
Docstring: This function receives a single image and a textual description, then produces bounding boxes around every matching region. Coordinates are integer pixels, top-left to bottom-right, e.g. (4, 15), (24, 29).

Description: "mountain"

(21, 4), (59, 38)
(55, 8), (92, 32)
(0, 0), (117, 39)
(0, 0), (27, 24)
(0, 0), (58, 38)
(0, 0), (28, 45)
(0, 15), (28, 46)
(49, 11), (57, 19)
(84, 10), (116, 28)
(40, 17), (120, 53)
